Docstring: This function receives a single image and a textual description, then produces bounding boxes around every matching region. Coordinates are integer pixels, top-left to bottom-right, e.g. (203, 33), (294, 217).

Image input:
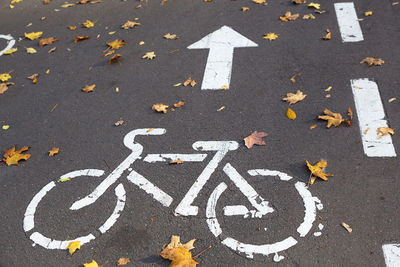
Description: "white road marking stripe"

(188, 25), (258, 90)
(351, 79), (396, 157)
(143, 153), (207, 163)
(295, 182), (321, 237)
(248, 169), (293, 181)
(206, 182), (227, 237)
(0, 34), (15, 56)
(29, 232), (95, 249)
(98, 184), (126, 233)
(334, 2), (364, 42)
(383, 244), (400, 267)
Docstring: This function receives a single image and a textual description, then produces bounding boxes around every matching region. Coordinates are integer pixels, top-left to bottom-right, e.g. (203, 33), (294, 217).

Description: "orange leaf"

(74, 36), (90, 43)
(48, 147), (59, 156)
(173, 101), (185, 108)
(39, 37), (58, 47)
(82, 84), (95, 92)
(3, 146), (31, 166)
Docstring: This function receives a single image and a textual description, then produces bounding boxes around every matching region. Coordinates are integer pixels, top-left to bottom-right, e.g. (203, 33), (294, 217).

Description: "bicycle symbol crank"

(23, 128), (323, 260)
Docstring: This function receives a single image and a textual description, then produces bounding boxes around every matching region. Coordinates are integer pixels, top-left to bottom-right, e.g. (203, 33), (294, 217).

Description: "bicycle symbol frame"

(23, 128), (323, 259)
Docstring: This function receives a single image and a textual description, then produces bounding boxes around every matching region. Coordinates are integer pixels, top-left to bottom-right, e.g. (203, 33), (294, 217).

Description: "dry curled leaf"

(152, 103), (169, 113)
(360, 57), (384, 66)
(109, 54), (122, 64)
(122, 20), (141, 29)
(303, 13), (316, 19)
(82, 84), (95, 92)
(280, 11), (299, 21)
(293, 0), (306, 4)
(183, 77), (196, 87)
(114, 118), (124, 126)
(104, 50), (115, 57)
(252, 0), (266, 4)
(377, 127), (394, 139)
(344, 107), (353, 127)
(48, 147), (59, 156)
(341, 222), (352, 233)
(48, 47), (56, 53)
(286, 108), (296, 120)
(306, 160), (333, 181)
(142, 51), (156, 59)
(107, 39), (125, 49)
(244, 131), (268, 149)
(318, 109), (343, 128)
(322, 29), (331, 40)
(283, 90), (306, 105)
(309, 124), (317, 130)
(173, 101), (185, 108)
(74, 36), (90, 43)
(27, 73), (39, 84)
(3, 146), (31, 166)
(263, 33), (278, 41)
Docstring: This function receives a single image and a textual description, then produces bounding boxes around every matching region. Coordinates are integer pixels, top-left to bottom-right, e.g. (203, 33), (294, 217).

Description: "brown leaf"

(122, 20), (141, 29)
(82, 84), (95, 93)
(43, 0), (51, 4)
(152, 103), (169, 113)
(108, 54), (122, 64)
(114, 118), (124, 126)
(244, 131), (268, 149)
(107, 39), (126, 49)
(344, 107), (353, 127)
(48, 147), (59, 156)
(27, 73), (39, 84)
(293, 0), (306, 4)
(173, 101), (185, 108)
(318, 109), (343, 128)
(183, 77), (196, 87)
(282, 90), (306, 105)
(360, 57), (384, 66)
(0, 82), (14, 94)
(3, 146), (31, 166)
(117, 258), (130, 266)
(74, 36), (90, 43)
(281, 11), (300, 21)
(104, 50), (115, 57)
(39, 37), (58, 47)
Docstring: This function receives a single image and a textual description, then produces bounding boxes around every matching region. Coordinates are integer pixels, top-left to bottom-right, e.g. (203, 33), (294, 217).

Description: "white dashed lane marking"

(334, 2), (364, 42)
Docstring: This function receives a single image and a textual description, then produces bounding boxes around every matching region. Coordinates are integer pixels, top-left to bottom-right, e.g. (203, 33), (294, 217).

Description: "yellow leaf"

(10, 4), (15, 8)
(286, 108), (296, 120)
(303, 13), (316, 19)
(318, 109), (343, 128)
(241, 7), (250, 11)
(322, 29), (331, 40)
(173, 83), (182, 87)
(308, 2), (320, 9)
(48, 147), (59, 156)
(11, 0), (23, 3)
(139, 41), (145, 45)
(142, 51), (156, 59)
(82, 20), (94, 28)
(364, 11), (372, 16)
(0, 73), (12, 82)
(160, 236), (198, 267)
(306, 160), (333, 181)
(117, 258), (130, 266)
(67, 241), (80, 255)
(107, 39), (126, 49)
(2, 125), (10, 130)
(360, 57), (384, 66)
(2, 48), (18, 55)
(74, 36), (90, 43)
(61, 3), (76, 7)
(309, 124), (317, 130)
(152, 103), (169, 113)
(25, 31), (43, 40)
(3, 146), (31, 166)
(388, 97), (397, 103)
(341, 222), (352, 233)
(377, 127), (394, 139)
(83, 260), (98, 267)
(164, 33), (178, 39)
(263, 33), (278, 41)
(82, 84), (95, 93)
(26, 47), (37, 54)
(282, 90), (306, 105)
(252, 0), (266, 4)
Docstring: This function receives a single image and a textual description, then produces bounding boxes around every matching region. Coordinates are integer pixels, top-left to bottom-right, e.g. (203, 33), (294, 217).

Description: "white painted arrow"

(188, 26), (258, 90)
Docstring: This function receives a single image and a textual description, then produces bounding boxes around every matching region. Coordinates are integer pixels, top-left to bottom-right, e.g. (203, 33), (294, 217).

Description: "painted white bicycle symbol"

(0, 34), (15, 56)
(24, 128), (323, 259)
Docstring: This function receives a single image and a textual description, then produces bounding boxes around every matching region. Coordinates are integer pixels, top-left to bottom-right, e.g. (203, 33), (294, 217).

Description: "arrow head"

(188, 25), (258, 49)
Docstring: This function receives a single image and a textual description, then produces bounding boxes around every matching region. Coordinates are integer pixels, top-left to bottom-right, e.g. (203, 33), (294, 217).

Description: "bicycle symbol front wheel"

(23, 169), (126, 249)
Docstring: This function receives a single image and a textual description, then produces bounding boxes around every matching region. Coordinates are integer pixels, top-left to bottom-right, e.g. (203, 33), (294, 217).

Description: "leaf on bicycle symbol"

(67, 240), (80, 255)
(282, 90), (306, 105)
(152, 103), (169, 113)
(169, 159), (183, 164)
(160, 235), (198, 267)
(83, 260), (98, 267)
(3, 146), (31, 166)
(306, 160), (333, 181)
(244, 131), (268, 149)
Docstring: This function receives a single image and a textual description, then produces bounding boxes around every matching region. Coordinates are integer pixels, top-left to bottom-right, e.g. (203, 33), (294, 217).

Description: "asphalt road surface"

(1, 0), (400, 266)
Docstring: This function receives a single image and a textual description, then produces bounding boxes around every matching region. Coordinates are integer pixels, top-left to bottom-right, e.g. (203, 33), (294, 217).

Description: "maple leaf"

(82, 84), (95, 92)
(377, 127), (394, 139)
(3, 146), (31, 166)
(252, 0), (266, 4)
(122, 20), (141, 29)
(39, 37), (58, 47)
(280, 11), (299, 21)
(283, 90), (306, 105)
(173, 101), (185, 108)
(318, 109), (343, 128)
(67, 241), (80, 255)
(244, 131), (268, 149)
(25, 32), (43, 40)
(108, 53), (122, 64)
(3, 48), (17, 55)
(360, 57), (384, 66)
(344, 107), (353, 127)
(263, 33), (278, 41)
(48, 147), (59, 156)
(0, 73), (12, 82)
(26, 47), (37, 54)
(164, 33), (179, 40)
(117, 258), (130, 266)
(74, 36), (90, 43)
(160, 235), (197, 267)
(152, 103), (169, 113)
(82, 20), (95, 28)
(306, 160), (333, 181)
(286, 108), (296, 120)
(83, 260), (98, 267)
(322, 29), (331, 40)
(107, 39), (126, 49)
(27, 73), (39, 84)
(142, 51), (156, 60)
(308, 2), (320, 9)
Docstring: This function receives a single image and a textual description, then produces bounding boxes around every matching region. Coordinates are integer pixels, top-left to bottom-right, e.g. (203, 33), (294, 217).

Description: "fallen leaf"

(43, 0), (51, 4)
(2, 125), (10, 130)
(377, 127), (394, 139)
(286, 108), (296, 120)
(173, 101), (185, 108)
(67, 241), (80, 255)
(282, 90), (306, 105)
(364, 11), (372, 16)
(217, 106), (225, 111)
(152, 103), (169, 113)
(117, 258), (130, 266)
(108, 31), (116, 35)
(39, 37), (58, 47)
(183, 77), (196, 87)
(48, 147), (59, 156)
(290, 72), (302, 83)
(104, 50), (115, 57)
(82, 20), (95, 28)
(164, 33), (179, 39)
(310, 124), (317, 130)
(173, 83), (182, 87)
(2, 48), (18, 55)
(360, 57), (384, 66)
(280, 11), (299, 21)
(122, 20), (141, 29)
(0, 83), (9, 94)
(61, 3), (76, 8)
(27, 73), (39, 84)
(393, 1), (399, 5)
(83, 260), (98, 267)
(318, 109), (343, 128)
(322, 29), (331, 40)
(252, 0), (266, 4)
(26, 47), (37, 54)
(108, 53), (122, 64)
(142, 51), (156, 59)
(314, 10), (327, 14)
(107, 39), (125, 49)
(308, 2), (320, 9)
(324, 86), (332, 92)
(82, 84), (95, 92)
(74, 36), (90, 43)
(364, 128), (370, 134)
(303, 13), (316, 19)
(263, 33), (278, 41)
(221, 85), (228, 90)
(241, 6), (250, 11)
(341, 222), (352, 233)
(306, 160), (333, 181)
(48, 47), (56, 53)
(0, 73), (12, 82)
(68, 26), (77, 30)
(114, 118), (124, 126)
(146, 128), (154, 133)
(389, 97), (396, 103)
(293, 0), (306, 4)
(344, 107), (353, 127)
(139, 41), (145, 45)
(169, 159), (183, 164)
(25, 31), (43, 40)
(325, 94), (331, 98)
(3, 146), (31, 166)
(244, 131), (268, 149)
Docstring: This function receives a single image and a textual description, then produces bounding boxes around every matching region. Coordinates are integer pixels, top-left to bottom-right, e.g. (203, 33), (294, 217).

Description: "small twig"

(49, 103), (58, 112)
(192, 245), (212, 259)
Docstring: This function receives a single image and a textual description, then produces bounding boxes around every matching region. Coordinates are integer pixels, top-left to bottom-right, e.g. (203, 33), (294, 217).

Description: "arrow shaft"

(201, 46), (234, 90)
